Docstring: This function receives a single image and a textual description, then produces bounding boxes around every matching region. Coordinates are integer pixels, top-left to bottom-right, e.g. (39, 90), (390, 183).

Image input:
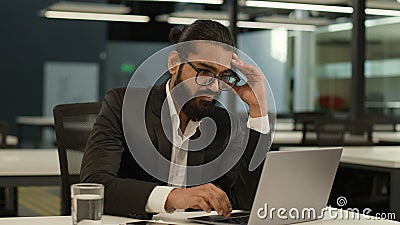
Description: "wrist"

(249, 105), (267, 118)
(164, 188), (179, 211)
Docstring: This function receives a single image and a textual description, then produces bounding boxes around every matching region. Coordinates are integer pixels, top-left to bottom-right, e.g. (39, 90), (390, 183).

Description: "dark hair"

(168, 20), (235, 47)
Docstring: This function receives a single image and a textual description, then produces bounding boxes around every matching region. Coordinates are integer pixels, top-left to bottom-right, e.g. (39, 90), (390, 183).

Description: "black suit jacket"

(80, 82), (270, 219)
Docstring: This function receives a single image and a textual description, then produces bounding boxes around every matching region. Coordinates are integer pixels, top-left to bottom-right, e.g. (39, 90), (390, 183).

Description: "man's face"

(170, 44), (233, 121)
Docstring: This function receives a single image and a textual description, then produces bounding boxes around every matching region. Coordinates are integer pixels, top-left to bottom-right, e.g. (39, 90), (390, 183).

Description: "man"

(80, 20), (271, 220)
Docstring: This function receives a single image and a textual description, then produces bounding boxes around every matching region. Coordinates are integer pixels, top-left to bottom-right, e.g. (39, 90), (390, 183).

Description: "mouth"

(200, 96), (214, 102)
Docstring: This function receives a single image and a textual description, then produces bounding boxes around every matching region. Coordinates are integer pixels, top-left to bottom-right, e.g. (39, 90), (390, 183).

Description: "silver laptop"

(189, 147), (343, 225)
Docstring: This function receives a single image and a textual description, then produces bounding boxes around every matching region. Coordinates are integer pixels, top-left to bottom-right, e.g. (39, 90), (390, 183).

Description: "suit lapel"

(144, 82), (172, 184)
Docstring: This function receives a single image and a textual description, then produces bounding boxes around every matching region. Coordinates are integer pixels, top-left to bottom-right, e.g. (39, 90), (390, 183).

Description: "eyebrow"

(195, 61), (233, 75)
(196, 62), (218, 71)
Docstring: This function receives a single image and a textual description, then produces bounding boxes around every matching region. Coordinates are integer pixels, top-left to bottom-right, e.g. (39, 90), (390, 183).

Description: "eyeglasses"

(181, 56), (241, 91)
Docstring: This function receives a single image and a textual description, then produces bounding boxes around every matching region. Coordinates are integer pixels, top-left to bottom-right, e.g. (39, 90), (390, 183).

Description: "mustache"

(196, 90), (220, 99)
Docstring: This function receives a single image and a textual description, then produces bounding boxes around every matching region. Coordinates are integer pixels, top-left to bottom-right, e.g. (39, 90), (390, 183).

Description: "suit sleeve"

(215, 117), (272, 210)
(80, 89), (157, 219)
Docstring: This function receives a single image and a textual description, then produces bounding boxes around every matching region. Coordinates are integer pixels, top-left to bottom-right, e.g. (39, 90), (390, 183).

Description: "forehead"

(186, 43), (233, 68)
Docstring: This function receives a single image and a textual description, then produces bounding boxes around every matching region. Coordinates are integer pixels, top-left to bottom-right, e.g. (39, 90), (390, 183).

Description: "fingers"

(171, 184), (232, 218)
(233, 53), (260, 78)
(210, 185), (232, 218)
(194, 197), (211, 213)
(203, 184), (232, 218)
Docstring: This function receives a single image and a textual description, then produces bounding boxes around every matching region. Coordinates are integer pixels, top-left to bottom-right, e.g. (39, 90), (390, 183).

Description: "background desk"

(5, 135), (18, 146)
(16, 116), (54, 147)
(273, 131), (400, 145)
(0, 149), (60, 215)
(0, 149), (60, 187)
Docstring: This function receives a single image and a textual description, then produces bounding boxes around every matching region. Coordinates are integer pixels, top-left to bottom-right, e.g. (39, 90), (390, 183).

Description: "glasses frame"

(180, 55), (241, 91)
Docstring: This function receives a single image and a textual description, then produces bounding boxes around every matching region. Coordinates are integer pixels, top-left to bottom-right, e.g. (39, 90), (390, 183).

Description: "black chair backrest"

(53, 102), (102, 215)
(0, 121), (9, 147)
(345, 120), (373, 146)
(315, 119), (346, 146)
(316, 119), (373, 146)
(365, 114), (400, 132)
(293, 112), (330, 145)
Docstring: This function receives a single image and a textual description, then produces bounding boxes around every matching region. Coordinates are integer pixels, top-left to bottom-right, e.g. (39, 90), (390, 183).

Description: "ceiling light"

(130, 0), (222, 4)
(47, 2), (131, 14)
(365, 8), (400, 17)
(157, 15), (316, 31)
(316, 22), (352, 33)
(365, 16), (400, 27)
(269, 0), (347, 4)
(256, 15), (330, 26)
(237, 21), (316, 31)
(243, 0), (400, 16)
(243, 1), (353, 14)
(40, 2), (149, 23)
(317, 16), (400, 33)
(162, 16), (230, 26)
(167, 10), (249, 20)
(41, 11), (150, 23)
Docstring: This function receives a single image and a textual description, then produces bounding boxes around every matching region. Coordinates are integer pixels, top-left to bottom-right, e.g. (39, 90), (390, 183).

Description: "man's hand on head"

(231, 53), (268, 118)
(165, 183), (232, 218)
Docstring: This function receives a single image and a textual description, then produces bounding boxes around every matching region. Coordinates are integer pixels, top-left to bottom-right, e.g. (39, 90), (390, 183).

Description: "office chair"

(365, 114), (400, 132)
(293, 112), (329, 145)
(53, 102), (102, 215)
(315, 119), (346, 146)
(315, 119), (373, 146)
(344, 120), (373, 146)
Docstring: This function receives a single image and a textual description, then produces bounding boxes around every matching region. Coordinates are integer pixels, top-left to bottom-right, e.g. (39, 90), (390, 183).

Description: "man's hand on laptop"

(165, 183), (232, 218)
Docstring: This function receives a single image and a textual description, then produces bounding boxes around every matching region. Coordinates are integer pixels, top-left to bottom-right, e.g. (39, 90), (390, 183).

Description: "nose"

(207, 78), (220, 92)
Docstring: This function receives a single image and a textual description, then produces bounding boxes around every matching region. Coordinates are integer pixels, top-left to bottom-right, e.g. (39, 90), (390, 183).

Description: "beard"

(173, 66), (218, 121)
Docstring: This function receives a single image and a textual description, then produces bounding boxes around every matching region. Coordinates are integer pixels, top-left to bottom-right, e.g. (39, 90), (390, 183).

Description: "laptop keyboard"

(216, 215), (249, 225)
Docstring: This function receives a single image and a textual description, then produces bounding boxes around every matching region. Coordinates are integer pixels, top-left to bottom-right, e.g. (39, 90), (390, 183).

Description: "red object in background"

(318, 96), (347, 110)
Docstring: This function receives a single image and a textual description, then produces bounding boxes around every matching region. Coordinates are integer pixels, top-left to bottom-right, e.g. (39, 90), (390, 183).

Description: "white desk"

(5, 135), (18, 146)
(275, 118), (295, 131)
(280, 146), (400, 219)
(273, 130), (303, 145)
(16, 116), (54, 126)
(0, 215), (133, 225)
(0, 135), (18, 146)
(280, 146), (400, 169)
(374, 132), (400, 143)
(273, 131), (400, 145)
(0, 149), (61, 215)
(0, 149), (60, 187)
(156, 210), (400, 224)
(0, 211), (398, 225)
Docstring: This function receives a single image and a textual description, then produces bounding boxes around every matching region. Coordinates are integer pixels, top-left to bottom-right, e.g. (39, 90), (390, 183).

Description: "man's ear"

(168, 51), (180, 76)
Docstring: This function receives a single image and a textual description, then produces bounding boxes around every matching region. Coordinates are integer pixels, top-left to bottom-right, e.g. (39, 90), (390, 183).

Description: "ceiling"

(49, 0), (400, 42)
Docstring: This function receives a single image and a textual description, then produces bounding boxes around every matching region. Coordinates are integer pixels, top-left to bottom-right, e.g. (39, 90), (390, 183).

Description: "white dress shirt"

(144, 80), (270, 213)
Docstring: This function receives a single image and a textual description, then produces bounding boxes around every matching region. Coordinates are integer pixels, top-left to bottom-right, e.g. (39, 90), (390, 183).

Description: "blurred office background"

(1, 0), (400, 218)
(1, 0), (400, 137)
